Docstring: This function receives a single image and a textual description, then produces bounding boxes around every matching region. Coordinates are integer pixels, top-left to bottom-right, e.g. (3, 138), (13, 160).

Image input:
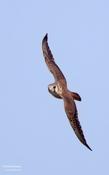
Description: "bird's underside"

(42, 33), (92, 151)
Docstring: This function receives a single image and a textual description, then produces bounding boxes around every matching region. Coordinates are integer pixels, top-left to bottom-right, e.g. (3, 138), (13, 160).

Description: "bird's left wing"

(42, 34), (66, 83)
(63, 95), (92, 151)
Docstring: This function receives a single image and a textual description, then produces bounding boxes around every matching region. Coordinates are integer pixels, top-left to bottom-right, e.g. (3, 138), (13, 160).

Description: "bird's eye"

(53, 86), (56, 90)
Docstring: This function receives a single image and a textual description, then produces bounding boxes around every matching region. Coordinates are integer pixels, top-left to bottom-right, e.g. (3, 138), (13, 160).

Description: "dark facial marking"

(53, 86), (56, 91)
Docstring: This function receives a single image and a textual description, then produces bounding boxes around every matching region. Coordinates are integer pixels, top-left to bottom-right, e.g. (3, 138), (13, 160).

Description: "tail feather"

(71, 92), (81, 101)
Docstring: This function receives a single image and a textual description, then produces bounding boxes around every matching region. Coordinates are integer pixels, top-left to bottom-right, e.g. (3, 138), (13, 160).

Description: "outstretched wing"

(63, 95), (92, 151)
(42, 34), (66, 83)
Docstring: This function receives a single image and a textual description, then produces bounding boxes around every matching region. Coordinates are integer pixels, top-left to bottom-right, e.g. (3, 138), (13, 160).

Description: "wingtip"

(42, 33), (48, 43)
(85, 143), (92, 151)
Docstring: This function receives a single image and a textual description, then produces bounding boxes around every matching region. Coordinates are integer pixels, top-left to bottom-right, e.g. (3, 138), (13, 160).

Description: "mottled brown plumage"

(42, 34), (92, 151)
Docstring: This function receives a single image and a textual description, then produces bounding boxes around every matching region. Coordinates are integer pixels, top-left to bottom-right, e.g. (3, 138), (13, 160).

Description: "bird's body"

(42, 34), (92, 151)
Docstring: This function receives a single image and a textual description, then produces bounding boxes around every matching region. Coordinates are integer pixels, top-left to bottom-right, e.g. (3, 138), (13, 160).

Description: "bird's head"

(48, 83), (56, 93)
(48, 83), (61, 99)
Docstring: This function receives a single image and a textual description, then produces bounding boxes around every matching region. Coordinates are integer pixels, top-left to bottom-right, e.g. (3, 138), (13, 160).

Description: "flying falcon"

(42, 34), (92, 151)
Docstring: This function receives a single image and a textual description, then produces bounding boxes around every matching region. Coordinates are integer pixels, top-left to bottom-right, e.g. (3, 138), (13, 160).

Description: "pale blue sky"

(0, 0), (109, 174)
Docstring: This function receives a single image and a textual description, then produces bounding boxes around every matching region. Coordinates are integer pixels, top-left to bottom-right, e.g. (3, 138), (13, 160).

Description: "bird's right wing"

(63, 95), (92, 151)
(42, 34), (66, 83)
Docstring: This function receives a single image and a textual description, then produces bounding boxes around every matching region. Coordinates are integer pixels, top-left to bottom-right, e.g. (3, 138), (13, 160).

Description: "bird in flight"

(42, 34), (92, 151)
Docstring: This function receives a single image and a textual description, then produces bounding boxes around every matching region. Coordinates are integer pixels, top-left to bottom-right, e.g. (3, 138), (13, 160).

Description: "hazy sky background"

(0, 0), (109, 174)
